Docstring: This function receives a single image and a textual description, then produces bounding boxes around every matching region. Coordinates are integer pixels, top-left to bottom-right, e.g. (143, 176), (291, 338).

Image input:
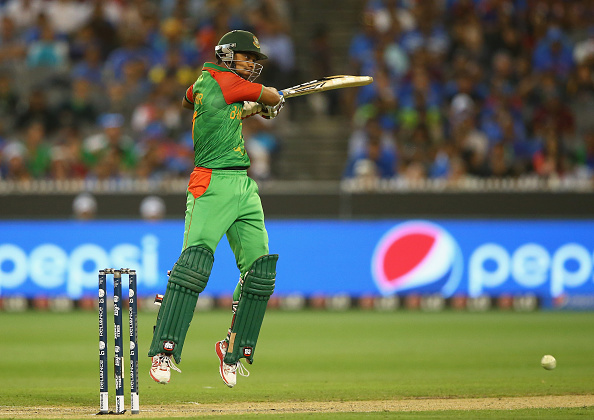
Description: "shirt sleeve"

(210, 70), (264, 104)
(184, 85), (194, 104)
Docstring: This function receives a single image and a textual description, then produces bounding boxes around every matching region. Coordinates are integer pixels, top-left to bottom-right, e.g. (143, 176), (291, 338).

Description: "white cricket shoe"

(215, 340), (249, 388)
(149, 353), (181, 384)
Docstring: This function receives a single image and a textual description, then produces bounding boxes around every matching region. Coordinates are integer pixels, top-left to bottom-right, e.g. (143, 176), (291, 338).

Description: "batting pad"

(148, 246), (214, 363)
(224, 254), (278, 364)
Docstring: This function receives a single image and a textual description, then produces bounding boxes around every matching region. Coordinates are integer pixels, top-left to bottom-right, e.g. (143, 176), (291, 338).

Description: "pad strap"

(148, 246), (214, 363)
(224, 254), (278, 364)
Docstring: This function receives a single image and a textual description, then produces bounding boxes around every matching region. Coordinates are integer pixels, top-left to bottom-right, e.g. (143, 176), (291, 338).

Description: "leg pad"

(148, 246), (214, 363)
(224, 254), (278, 364)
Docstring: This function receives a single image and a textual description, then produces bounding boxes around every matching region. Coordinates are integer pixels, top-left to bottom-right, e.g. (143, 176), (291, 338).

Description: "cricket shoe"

(149, 353), (181, 384)
(215, 340), (250, 388)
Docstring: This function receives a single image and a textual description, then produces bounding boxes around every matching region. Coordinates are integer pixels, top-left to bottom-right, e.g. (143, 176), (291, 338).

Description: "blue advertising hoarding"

(1, 220), (593, 307)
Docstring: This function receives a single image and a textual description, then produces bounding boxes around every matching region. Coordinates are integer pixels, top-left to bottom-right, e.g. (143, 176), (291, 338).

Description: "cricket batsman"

(148, 30), (285, 388)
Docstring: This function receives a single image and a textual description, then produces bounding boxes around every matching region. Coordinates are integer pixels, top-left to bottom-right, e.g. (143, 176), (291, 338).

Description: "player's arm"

(182, 98), (193, 110)
(221, 75), (284, 119)
(258, 86), (284, 119)
(258, 86), (281, 106)
(182, 85), (194, 110)
(241, 86), (283, 119)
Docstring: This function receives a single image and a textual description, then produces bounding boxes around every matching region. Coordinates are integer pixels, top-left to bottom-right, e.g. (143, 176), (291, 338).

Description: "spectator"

(3, 0), (44, 34)
(400, 2), (449, 57)
(50, 125), (87, 179)
(531, 90), (575, 142)
(0, 0), (593, 184)
(486, 142), (514, 177)
(253, 14), (296, 89)
(0, 71), (19, 121)
(57, 77), (98, 129)
(44, 0), (93, 36)
(162, 128), (194, 177)
(140, 195), (166, 221)
(573, 26), (594, 66)
(22, 121), (51, 178)
(0, 15), (27, 68)
(82, 113), (137, 180)
(103, 27), (155, 82)
(130, 76), (184, 138)
(532, 26), (574, 80)
(134, 122), (171, 180)
(72, 192), (97, 220)
(2, 141), (30, 181)
(86, 1), (119, 59)
(243, 116), (279, 181)
(532, 128), (569, 178)
(567, 63), (594, 137)
(428, 142), (457, 179)
(575, 130), (594, 176)
(151, 17), (199, 69)
(26, 20), (69, 69)
(159, 0), (207, 21)
(486, 24), (524, 59)
(14, 90), (59, 135)
(344, 119), (396, 179)
(445, 156), (467, 186)
(349, 12), (381, 76)
(98, 81), (136, 121)
(118, 58), (153, 109)
(399, 122), (432, 173)
(354, 88), (399, 132)
(398, 66), (442, 110)
(70, 43), (104, 87)
(310, 24), (333, 80)
(452, 115), (489, 178)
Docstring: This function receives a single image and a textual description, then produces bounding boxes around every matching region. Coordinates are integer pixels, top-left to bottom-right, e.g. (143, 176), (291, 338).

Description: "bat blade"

(280, 75), (373, 98)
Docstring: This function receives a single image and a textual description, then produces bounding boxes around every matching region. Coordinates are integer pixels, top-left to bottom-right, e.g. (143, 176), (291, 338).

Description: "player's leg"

(149, 244), (213, 383)
(222, 191), (270, 348)
(149, 169), (237, 382)
(216, 176), (278, 387)
(224, 255), (278, 363)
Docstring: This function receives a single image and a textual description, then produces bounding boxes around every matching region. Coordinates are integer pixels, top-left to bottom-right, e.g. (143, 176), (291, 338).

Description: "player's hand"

(241, 101), (263, 119)
(261, 94), (285, 120)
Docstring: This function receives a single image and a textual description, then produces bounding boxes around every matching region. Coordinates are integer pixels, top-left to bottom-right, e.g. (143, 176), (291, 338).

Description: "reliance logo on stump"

(371, 221), (463, 296)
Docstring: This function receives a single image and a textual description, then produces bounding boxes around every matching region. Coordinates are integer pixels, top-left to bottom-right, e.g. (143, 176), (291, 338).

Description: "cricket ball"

(540, 354), (556, 370)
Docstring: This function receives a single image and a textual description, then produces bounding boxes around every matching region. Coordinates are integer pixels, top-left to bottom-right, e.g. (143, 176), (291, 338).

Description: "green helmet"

(215, 30), (268, 61)
(215, 30), (267, 81)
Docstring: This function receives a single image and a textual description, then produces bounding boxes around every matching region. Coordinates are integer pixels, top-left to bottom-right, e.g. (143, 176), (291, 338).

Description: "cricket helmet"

(215, 30), (267, 81)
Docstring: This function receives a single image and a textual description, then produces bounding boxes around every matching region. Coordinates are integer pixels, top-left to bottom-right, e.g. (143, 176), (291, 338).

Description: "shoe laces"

(226, 360), (250, 377)
(159, 354), (181, 373)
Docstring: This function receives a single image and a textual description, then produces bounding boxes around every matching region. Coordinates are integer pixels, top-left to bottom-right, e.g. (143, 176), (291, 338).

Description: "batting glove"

(241, 101), (263, 119)
(261, 94), (285, 120)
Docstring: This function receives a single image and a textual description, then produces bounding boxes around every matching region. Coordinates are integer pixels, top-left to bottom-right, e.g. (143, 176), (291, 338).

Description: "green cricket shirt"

(185, 63), (264, 169)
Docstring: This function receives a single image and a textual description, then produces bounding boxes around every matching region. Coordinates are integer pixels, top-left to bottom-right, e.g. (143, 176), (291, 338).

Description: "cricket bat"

(280, 75), (373, 98)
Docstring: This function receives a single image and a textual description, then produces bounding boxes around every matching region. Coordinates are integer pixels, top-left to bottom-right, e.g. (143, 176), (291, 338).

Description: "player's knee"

(169, 246), (214, 293)
(243, 254), (278, 297)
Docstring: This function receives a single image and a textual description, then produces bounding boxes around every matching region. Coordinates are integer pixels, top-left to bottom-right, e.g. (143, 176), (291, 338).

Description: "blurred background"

(0, 0), (593, 312)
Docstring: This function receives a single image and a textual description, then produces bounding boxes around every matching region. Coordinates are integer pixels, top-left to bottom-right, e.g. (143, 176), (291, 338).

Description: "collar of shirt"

(203, 62), (232, 73)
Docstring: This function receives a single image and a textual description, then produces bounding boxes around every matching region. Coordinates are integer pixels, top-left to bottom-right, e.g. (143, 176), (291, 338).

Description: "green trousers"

(183, 167), (269, 277)
(147, 167), (271, 362)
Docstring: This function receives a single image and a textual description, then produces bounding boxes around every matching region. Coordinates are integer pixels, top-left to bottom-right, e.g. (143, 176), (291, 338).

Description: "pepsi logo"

(372, 221), (463, 296)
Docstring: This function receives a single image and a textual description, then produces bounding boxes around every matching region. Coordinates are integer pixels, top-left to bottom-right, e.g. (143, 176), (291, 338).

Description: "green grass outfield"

(0, 310), (593, 419)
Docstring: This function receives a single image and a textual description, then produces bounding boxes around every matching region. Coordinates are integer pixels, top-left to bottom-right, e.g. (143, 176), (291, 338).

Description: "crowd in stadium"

(0, 0), (593, 184)
(0, 0), (290, 182)
(344, 0), (594, 183)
